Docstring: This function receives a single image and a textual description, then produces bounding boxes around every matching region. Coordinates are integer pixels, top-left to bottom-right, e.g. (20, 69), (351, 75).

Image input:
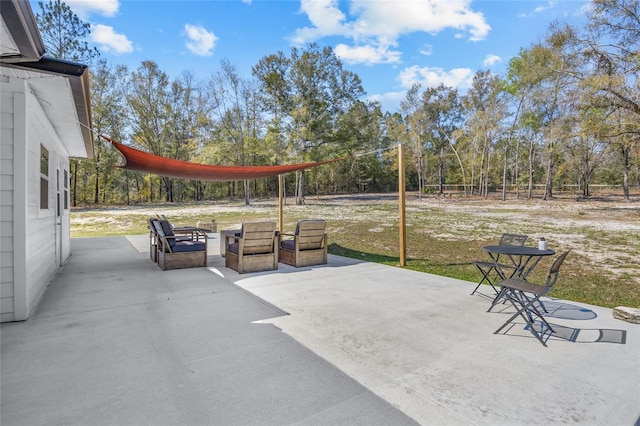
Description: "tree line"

(37, 0), (639, 206)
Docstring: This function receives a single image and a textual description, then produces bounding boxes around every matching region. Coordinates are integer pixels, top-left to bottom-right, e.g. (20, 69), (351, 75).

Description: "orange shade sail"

(101, 135), (343, 181)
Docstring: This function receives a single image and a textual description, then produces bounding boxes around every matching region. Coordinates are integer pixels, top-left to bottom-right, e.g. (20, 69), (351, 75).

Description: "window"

(56, 169), (61, 217)
(40, 145), (49, 210)
(64, 170), (69, 210)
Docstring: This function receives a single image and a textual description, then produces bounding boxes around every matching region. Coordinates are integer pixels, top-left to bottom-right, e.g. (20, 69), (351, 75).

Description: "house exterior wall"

(0, 75), (19, 322)
(0, 75), (71, 322)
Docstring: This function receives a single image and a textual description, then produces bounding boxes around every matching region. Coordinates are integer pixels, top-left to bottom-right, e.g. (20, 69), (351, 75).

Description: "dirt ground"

(74, 192), (640, 286)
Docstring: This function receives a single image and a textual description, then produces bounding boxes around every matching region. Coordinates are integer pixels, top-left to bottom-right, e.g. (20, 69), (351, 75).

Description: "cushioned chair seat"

(280, 240), (295, 251)
(172, 241), (207, 253)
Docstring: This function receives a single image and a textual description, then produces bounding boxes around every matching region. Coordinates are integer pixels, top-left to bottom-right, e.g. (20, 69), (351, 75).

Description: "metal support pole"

(278, 174), (284, 234)
(398, 143), (406, 266)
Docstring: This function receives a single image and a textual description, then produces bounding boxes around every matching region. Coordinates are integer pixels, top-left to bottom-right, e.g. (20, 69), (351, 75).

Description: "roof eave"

(0, 0), (45, 63)
(2, 58), (95, 160)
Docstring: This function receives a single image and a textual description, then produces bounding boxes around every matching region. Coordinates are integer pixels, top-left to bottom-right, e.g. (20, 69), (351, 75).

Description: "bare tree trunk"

(243, 180), (250, 206)
(296, 171), (305, 205)
(161, 177), (173, 202)
(94, 164), (100, 204)
(483, 145), (491, 199)
(501, 145), (508, 201)
(416, 154), (424, 200)
(126, 174), (130, 205)
(437, 159), (444, 196)
(543, 154), (553, 201)
(470, 141), (478, 197)
(527, 141), (535, 199)
(621, 145), (631, 201)
(514, 140), (520, 200)
(478, 148), (486, 197)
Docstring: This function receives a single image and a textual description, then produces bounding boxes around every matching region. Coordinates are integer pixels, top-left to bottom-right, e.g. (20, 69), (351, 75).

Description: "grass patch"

(70, 195), (640, 309)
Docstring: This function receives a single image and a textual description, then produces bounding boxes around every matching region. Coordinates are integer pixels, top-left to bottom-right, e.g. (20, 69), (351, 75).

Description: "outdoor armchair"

(153, 219), (208, 270)
(148, 217), (159, 262)
(225, 221), (278, 274)
(279, 219), (328, 267)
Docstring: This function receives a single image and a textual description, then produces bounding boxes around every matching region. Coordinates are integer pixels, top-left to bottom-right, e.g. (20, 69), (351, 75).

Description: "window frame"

(40, 145), (49, 210)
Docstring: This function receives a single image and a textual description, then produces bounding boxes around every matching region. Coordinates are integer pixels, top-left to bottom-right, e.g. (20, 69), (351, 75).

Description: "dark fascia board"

(12, 56), (88, 76)
(0, 0), (45, 62)
(2, 57), (95, 159)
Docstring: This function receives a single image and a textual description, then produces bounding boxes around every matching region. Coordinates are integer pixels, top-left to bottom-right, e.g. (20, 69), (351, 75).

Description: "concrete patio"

(2, 234), (639, 425)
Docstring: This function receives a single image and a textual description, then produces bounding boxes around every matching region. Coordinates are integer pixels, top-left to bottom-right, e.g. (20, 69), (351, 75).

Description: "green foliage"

(36, 0), (99, 63)
(48, 0), (640, 206)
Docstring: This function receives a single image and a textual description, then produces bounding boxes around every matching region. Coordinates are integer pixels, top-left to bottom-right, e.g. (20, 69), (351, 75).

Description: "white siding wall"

(24, 89), (69, 315)
(0, 75), (72, 322)
(0, 76), (17, 322)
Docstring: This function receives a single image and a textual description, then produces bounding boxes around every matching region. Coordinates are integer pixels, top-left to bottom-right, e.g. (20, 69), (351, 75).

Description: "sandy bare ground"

(73, 192), (640, 285)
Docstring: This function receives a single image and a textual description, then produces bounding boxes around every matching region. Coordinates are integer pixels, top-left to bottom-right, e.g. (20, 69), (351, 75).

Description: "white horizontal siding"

(0, 77), (15, 321)
(1, 70), (75, 322)
(0, 268), (13, 284)
(23, 90), (60, 314)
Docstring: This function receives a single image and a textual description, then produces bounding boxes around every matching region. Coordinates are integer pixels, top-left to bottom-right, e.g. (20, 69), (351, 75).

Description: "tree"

(89, 60), (129, 204)
(35, 0), (100, 63)
(166, 71), (210, 202)
(401, 84), (427, 197)
(208, 60), (266, 205)
(254, 43), (364, 204)
(559, 0), (640, 199)
(462, 71), (507, 198)
(420, 84), (463, 196)
(35, 0), (101, 206)
(127, 61), (177, 201)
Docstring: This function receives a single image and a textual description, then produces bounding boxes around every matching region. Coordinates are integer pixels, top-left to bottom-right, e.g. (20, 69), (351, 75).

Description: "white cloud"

(368, 91), (406, 113)
(482, 54), (502, 67)
(290, 0), (490, 65)
(90, 24), (133, 54)
(519, 0), (558, 18)
(419, 44), (433, 56)
(66, 0), (119, 19)
(184, 24), (218, 57)
(534, 1), (557, 13)
(335, 43), (401, 65)
(398, 65), (474, 90)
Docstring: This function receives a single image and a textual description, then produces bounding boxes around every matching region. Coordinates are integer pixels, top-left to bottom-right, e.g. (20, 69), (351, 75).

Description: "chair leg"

(487, 287), (508, 312)
(494, 289), (551, 347)
(472, 265), (498, 295)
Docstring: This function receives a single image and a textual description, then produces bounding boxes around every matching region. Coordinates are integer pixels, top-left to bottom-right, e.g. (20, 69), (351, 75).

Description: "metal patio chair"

(471, 233), (528, 295)
(493, 250), (571, 347)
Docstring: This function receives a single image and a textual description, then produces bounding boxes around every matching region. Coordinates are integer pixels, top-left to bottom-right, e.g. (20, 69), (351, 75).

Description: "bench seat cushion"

(172, 241), (206, 253)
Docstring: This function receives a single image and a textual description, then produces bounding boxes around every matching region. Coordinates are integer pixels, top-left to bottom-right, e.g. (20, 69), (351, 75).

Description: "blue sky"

(34, 0), (589, 112)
